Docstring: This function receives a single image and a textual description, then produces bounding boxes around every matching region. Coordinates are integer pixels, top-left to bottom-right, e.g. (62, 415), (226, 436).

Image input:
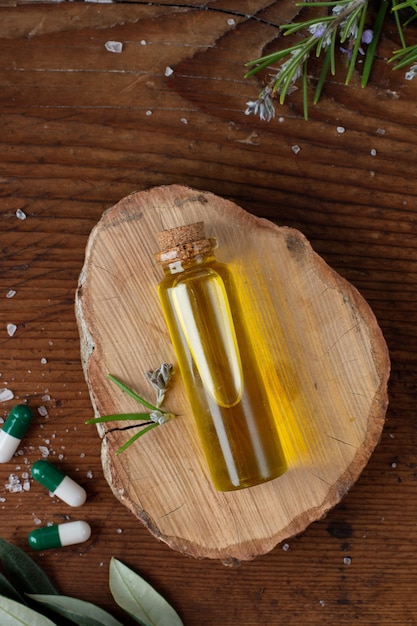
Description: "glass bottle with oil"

(155, 221), (287, 491)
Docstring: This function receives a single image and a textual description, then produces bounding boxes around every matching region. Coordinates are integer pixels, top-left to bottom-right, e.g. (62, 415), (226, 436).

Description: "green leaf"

(361, 0), (389, 87)
(116, 423), (159, 455)
(0, 538), (57, 596)
(27, 594), (124, 626)
(109, 558), (184, 626)
(108, 375), (160, 412)
(0, 595), (57, 625)
(85, 413), (151, 425)
(0, 573), (27, 605)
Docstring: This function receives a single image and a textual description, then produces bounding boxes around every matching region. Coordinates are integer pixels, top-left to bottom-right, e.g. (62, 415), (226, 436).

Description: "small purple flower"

(362, 29), (373, 44)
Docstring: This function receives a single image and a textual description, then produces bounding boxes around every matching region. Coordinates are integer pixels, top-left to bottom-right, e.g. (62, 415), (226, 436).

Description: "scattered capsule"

(0, 404), (33, 463)
(32, 459), (87, 507)
(28, 520), (91, 551)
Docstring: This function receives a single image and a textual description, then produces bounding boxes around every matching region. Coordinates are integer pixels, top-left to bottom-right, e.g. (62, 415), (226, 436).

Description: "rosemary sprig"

(86, 364), (175, 454)
(244, 0), (417, 121)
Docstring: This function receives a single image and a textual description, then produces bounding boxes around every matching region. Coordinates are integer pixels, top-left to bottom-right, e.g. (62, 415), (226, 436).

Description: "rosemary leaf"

(108, 375), (159, 412)
(85, 413), (152, 425)
(116, 423), (159, 455)
(361, 0), (389, 86)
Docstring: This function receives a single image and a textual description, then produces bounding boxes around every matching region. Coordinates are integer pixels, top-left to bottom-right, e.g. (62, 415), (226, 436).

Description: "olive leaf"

(109, 558), (184, 626)
(0, 572), (27, 605)
(0, 595), (57, 625)
(27, 594), (124, 626)
(0, 538), (57, 596)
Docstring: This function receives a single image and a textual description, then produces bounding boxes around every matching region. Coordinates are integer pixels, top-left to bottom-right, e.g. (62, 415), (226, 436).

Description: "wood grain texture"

(0, 1), (415, 624)
(76, 185), (389, 562)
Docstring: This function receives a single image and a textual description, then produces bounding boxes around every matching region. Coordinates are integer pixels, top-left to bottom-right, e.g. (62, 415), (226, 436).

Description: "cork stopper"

(155, 221), (216, 266)
(157, 222), (205, 251)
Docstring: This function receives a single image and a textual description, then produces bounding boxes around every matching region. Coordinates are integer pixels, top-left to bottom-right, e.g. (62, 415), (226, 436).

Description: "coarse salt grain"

(337, 126), (345, 134)
(227, 18), (236, 26)
(16, 209), (26, 220)
(180, 118), (188, 124)
(343, 557), (352, 565)
(0, 388), (14, 402)
(5, 474), (22, 493)
(282, 543), (290, 551)
(7, 324), (17, 337)
(6, 290), (16, 299)
(165, 66), (174, 77)
(291, 145), (301, 154)
(140, 40), (147, 46)
(370, 148), (377, 156)
(105, 41), (123, 53)
(38, 406), (49, 417)
(40, 357), (48, 364)
(38, 446), (50, 458)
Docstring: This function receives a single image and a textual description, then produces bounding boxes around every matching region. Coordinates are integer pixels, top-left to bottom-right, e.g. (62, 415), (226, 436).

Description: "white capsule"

(28, 520), (91, 550)
(32, 459), (87, 507)
(0, 405), (33, 463)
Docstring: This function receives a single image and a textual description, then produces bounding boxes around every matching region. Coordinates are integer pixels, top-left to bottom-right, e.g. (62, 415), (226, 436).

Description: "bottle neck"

(162, 252), (216, 275)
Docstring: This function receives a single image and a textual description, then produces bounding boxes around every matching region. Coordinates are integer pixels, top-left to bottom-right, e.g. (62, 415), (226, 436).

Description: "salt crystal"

(291, 145), (301, 154)
(278, 117), (285, 123)
(7, 324), (17, 337)
(87, 470), (93, 479)
(40, 357), (48, 365)
(146, 110), (152, 116)
(6, 290), (16, 299)
(38, 446), (50, 458)
(42, 394), (51, 402)
(343, 557), (352, 565)
(227, 18), (236, 26)
(5, 474), (22, 493)
(282, 543), (290, 551)
(180, 118), (188, 125)
(0, 388), (14, 402)
(23, 480), (31, 491)
(116, 528), (123, 534)
(34, 517), (42, 525)
(376, 128), (386, 135)
(165, 66), (174, 77)
(16, 209), (26, 220)
(337, 126), (345, 134)
(370, 148), (377, 156)
(105, 41), (123, 54)
(140, 40), (147, 46)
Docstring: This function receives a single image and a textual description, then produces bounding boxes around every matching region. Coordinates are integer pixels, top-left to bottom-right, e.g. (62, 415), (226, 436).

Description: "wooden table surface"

(0, 2), (415, 625)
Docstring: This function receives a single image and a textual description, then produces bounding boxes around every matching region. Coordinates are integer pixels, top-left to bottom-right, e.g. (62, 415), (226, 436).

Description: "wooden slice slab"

(75, 185), (390, 563)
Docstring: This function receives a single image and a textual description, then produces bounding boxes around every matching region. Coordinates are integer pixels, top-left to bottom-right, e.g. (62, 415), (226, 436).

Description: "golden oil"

(155, 222), (287, 491)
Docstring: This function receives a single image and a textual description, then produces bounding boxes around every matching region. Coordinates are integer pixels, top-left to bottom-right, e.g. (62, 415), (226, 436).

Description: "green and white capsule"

(0, 404), (33, 463)
(28, 520), (91, 551)
(32, 459), (87, 507)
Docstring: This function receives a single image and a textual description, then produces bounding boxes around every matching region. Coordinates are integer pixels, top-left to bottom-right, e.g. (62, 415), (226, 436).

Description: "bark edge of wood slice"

(75, 184), (390, 563)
